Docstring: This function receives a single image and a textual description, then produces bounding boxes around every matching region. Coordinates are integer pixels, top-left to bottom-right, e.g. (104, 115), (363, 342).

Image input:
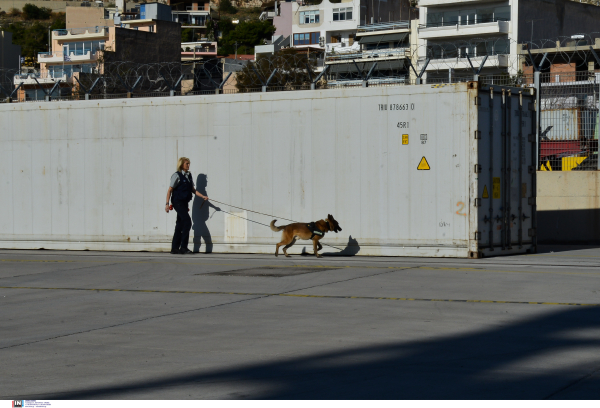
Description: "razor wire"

(2, 35), (600, 172)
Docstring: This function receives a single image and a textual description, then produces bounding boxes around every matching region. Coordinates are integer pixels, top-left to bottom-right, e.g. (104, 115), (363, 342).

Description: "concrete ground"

(1, 246), (600, 399)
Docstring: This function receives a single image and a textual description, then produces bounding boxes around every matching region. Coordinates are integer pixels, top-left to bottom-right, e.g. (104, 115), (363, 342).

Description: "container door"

(477, 87), (536, 252)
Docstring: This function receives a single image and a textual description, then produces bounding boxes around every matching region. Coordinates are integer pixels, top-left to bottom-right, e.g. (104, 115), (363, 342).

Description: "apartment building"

(291, 0), (414, 51)
(417, 0), (600, 81)
(14, 4), (180, 100)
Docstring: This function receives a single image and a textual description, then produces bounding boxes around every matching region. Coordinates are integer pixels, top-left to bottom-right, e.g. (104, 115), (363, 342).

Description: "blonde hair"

(177, 157), (190, 172)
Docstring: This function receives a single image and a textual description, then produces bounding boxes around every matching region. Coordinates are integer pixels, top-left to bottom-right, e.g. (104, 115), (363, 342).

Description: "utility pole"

(234, 41), (238, 60)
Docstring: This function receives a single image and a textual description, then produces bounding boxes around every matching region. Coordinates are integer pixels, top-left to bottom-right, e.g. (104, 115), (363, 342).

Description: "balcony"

(419, 20), (509, 40)
(38, 50), (100, 64)
(52, 26), (109, 40)
(326, 47), (410, 63)
(357, 20), (410, 33)
(181, 41), (217, 59)
(419, 0), (499, 6)
(13, 71), (68, 86)
(421, 53), (509, 71)
(172, 12), (209, 28)
(259, 11), (276, 21)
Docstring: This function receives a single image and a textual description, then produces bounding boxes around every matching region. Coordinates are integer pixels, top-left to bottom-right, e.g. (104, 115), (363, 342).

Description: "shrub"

(219, 0), (238, 14)
(8, 8), (22, 17)
(22, 4), (52, 20)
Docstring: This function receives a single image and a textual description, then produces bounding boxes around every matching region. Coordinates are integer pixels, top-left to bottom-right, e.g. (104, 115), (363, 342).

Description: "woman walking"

(165, 157), (208, 254)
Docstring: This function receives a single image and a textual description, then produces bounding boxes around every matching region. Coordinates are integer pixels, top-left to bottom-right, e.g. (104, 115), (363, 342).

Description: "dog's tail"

(270, 220), (285, 232)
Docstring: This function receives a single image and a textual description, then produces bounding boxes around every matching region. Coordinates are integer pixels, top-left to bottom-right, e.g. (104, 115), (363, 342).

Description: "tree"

(50, 13), (66, 30)
(219, 19), (275, 55)
(219, 0), (237, 14)
(3, 21), (50, 63)
(181, 28), (194, 42)
(22, 3), (52, 20)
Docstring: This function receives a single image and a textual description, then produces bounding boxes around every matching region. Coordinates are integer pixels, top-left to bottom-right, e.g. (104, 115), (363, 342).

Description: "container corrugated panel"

(0, 82), (536, 257)
(540, 108), (579, 140)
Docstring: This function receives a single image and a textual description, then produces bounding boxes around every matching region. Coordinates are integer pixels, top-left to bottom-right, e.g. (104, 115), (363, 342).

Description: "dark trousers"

(171, 202), (192, 253)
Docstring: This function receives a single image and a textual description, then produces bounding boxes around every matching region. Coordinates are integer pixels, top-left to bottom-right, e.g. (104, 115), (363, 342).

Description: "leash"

(204, 198), (346, 251)
(208, 199), (300, 223)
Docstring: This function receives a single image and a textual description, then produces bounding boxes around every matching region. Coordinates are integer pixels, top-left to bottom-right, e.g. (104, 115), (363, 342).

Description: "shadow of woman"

(192, 174), (220, 253)
(321, 235), (361, 257)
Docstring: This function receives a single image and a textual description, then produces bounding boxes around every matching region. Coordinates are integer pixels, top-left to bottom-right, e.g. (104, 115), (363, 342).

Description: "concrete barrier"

(537, 171), (600, 244)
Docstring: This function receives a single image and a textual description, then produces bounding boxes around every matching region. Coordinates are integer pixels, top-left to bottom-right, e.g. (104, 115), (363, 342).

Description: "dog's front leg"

(313, 239), (322, 258)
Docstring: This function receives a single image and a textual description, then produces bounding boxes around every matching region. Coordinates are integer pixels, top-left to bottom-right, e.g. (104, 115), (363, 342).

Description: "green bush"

(23, 3), (52, 20)
(219, 0), (238, 14)
(218, 19), (275, 55)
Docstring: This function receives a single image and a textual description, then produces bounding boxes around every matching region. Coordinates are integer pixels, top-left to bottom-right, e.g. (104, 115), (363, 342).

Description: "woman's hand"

(165, 204), (170, 213)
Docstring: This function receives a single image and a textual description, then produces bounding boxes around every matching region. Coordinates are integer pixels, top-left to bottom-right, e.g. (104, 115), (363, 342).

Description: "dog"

(270, 214), (342, 258)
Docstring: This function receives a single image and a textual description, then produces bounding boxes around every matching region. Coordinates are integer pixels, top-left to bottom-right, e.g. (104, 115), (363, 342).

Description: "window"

(493, 38), (510, 54)
(494, 6), (511, 21)
(293, 32), (320, 45)
(333, 7), (352, 21)
(63, 40), (105, 56)
(300, 10), (320, 24)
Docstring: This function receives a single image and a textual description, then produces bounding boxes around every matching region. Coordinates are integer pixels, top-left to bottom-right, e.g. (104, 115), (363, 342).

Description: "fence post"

(262, 85), (267, 92)
(170, 90), (175, 97)
(127, 92), (132, 98)
(362, 80), (368, 88)
(85, 93), (90, 100)
(5, 97), (11, 103)
(534, 71), (541, 170)
(215, 88), (221, 95)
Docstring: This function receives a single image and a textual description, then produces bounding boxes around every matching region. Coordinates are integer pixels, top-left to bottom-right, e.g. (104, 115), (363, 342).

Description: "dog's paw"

(316, 254), (323, 258)
(285, 254), (291, 257)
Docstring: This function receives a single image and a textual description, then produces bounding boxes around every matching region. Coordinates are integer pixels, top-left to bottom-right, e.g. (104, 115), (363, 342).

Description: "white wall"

(1, 84), (479, 257)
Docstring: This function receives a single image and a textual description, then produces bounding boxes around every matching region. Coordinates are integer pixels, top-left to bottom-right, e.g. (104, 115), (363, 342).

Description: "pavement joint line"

(0, 292), (270, 351)
(3, 259), (600, 278)
(1, 285), (599, 307)
(0, 260), (148, 281)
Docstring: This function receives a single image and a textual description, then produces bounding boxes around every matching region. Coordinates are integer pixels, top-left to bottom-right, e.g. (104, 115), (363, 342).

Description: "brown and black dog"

(270, 214), (342, 258)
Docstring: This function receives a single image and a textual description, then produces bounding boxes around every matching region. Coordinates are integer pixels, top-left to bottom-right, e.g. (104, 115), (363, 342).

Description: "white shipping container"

(0, 82), (536, 257)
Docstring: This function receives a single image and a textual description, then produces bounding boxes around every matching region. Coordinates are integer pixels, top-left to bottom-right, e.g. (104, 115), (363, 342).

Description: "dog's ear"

(328, 214), (342, 233)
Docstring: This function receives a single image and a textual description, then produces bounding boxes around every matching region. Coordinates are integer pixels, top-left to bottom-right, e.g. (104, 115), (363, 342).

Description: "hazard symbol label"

(482, 185), (489, 199)
(492, 177), (501, 199)
(402, 134), (409, 145)
(417, 157), (430, 170)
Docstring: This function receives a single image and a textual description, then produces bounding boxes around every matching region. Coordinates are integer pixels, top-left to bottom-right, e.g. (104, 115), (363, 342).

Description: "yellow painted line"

(0, 285), (598, 307)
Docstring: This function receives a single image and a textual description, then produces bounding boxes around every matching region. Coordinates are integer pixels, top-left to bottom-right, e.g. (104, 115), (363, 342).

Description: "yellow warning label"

(492, 177), (501, 199)
(482, 185), (489, 199)
(417, 156), (430, 170)
(402, 134), (409, 145)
